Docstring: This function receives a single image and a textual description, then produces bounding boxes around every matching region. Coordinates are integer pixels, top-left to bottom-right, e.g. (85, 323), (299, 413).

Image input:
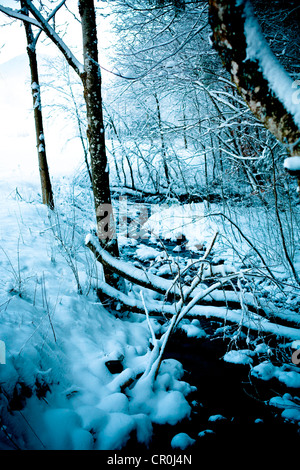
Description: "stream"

(113, 195), (300, 455)
(122, 328), (300, 454)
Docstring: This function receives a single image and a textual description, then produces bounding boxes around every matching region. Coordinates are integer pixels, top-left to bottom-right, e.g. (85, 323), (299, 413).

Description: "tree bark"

(154, 92), (171, 187)
(208, 0), (300, 163)
(79, 0), (117, 249)
(21, 2), (54, 209)
(78, 0), (125, 291)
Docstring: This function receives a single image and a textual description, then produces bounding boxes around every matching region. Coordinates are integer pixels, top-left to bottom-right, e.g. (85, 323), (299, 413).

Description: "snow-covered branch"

(95, 269), (300, 342)
(85, 232), (172, 295)
(33, 0), (67, 47)
(2, 0), (84, 77)
(86, 232), (300, 335)
(0, 4), (42, 27)
(209, 0), (300, 157)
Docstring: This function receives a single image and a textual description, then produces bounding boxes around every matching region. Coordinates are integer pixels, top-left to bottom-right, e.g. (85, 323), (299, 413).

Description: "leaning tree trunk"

(209, 0), (300, 189)
(78, 0), (125, 291)
(21, 2), (54, 209)
(154, 92), (171, 188)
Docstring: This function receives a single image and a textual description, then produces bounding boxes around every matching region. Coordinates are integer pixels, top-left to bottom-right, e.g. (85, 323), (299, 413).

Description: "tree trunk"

(78, 0), (117, 248)
(209, 0), (300, 184)
(154, 92), (171, 187)
(78, 0), (125, 291)
(1, 0), (126, 291)
(21, 2), (54, 209)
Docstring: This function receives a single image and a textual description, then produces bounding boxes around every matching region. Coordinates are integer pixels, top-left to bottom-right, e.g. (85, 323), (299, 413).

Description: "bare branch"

(22, 0), (83, 76)
(0, 4), (42, 27)
(34, 0), (67, 47)
(95, 277), (300, 341)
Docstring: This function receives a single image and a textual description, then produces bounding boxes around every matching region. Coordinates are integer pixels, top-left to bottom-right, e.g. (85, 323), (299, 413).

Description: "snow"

(269, 393), (300, 425)
(135, 245), (161, 262)
(127, 359), (194, 427)
(0, 55), (197, 450)
(284, 157), (300, 172)
(144, 202), (218, 246)
(198, 429), (215, 438)
(1, 32), (300, 450)
(241, 0), (300, 129)
(171, 432), (195, 449)
(208, 414), (226, 422)
(223, 349), (254, 365)
(41, 408), (92, 450)
(180, 320), (207, 339)
(251, 361), (300, 388)
(96, 413), (136, 450)
(254, 343), (272, 355)
(99, 393), (129, 413)
(0, 190), (195, 448)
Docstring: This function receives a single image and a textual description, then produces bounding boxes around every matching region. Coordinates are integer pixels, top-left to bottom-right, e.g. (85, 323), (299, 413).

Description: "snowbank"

(0, 183), (194, 450)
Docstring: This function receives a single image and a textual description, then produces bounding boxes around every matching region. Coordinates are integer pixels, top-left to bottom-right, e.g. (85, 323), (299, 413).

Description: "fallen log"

(85, 232), (300, 330)
(96, 279), (300, 341)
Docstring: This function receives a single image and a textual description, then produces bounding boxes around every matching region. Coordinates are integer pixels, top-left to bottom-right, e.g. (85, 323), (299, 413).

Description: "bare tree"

(0, 0), (124, 289)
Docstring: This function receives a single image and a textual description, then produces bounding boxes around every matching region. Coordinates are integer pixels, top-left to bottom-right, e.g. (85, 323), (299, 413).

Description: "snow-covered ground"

(0, 54), (197, 450)
(1, 14), (197, 446)
(0, 204), (193, 450)
(1, 53), (300, 451)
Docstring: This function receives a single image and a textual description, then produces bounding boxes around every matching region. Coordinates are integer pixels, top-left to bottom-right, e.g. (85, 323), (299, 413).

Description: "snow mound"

(223, 349), (254, 365)
(135, 245), (161, 261)
(198, 429), (215, 438)
(0, 183), (194, 450)
(171, 432), (195, 449)
(251, 361), (300, 388)
(284, 157), (300, 173)
(269, 393), (300, 424)
(180, 320), (207, 339)
(144, 203), (218, 246)
(208, 414), (227, 422)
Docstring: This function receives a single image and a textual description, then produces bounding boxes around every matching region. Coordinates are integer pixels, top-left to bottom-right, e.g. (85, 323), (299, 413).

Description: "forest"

(0, 0), (300, 458)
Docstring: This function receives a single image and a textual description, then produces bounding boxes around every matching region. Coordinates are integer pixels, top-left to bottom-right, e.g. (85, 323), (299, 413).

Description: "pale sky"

(0, 0), (115, 67)
(0, 1), (28, 63)
(0, 0), (116, 180)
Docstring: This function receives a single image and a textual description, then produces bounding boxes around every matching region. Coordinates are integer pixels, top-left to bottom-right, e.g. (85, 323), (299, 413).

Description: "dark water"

(117, 212), (300, 459)
(123, 328), (300, 458)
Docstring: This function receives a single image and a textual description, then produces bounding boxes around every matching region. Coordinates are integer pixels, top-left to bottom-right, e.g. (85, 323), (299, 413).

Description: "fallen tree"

(95, 278), (300, 342)
(86, 232), (300, 336)
(86, 230), (300, 383)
